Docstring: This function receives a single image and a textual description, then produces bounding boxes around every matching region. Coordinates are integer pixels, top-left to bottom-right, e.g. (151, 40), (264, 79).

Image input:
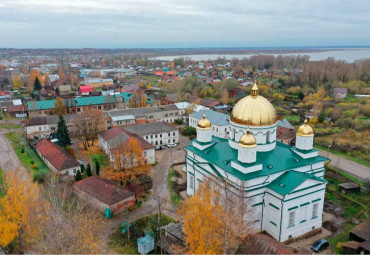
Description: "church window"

(312, 203), (318, 218)
(266, 131), (270, 143)
(300, 205), (308, 222)
(189, 175), (194, 189)
(288, 211), (296, 227)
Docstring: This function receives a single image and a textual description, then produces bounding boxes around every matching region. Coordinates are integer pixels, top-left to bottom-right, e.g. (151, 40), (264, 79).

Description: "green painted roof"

(267, 171), (326, 196)
(27, 100), (56, 110)
(115, 92), (133, 102)
(75, 95), (116, 106)
(185, 138), (328, 181)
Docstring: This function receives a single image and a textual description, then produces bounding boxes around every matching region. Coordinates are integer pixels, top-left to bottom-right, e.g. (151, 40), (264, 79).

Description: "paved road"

(317, 149), (370, 181)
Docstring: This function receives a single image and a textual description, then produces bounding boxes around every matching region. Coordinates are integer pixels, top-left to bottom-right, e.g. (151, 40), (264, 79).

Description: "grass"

(324, 168), (370, 253)
(0, 123), (22, 129)
(167, 169), (182, 206)
(314, 144), (370, 168)
(108, 214), (176, 254)
(5, 132), (50, 182)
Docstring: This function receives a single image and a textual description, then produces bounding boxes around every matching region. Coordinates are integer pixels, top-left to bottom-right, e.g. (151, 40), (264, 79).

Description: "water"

(151, 48), (370, 62)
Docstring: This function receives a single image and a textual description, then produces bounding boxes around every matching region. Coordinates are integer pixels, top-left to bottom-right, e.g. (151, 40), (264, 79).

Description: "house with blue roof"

(189, 109), (229, 138)
(184, 82), (329, 242)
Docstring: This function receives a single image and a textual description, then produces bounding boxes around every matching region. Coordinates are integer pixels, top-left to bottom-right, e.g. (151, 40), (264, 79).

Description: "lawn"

(108, 214), (176, 254)
(324, 167), (370, 254)
(0, 123), (22, 129)
(284, 115), (300, 124)
(167, 169), (182, 206)
(5, 132), (50, 182)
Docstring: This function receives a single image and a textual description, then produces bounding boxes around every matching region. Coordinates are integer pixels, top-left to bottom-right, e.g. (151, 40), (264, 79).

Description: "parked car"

(167, 143), (177, 148)
(155, 145), (163, 150)
(311, 239), (329, 253)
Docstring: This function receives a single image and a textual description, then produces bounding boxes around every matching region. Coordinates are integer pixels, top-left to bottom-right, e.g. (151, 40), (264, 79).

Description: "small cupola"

(196, 112), (212, 143)
(237, 128), (257, 163)
(296, 117), (314, 150)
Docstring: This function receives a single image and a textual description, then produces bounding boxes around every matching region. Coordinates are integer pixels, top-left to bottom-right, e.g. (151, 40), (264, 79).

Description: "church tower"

(238, 128), (257, 163)
(196, 112), (212, 143)
(296, 118), (314, 150)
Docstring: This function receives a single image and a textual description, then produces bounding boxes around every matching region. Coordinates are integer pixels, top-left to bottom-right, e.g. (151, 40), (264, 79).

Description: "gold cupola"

(297, 118), (314, 137)
(197, 113), (211, 130)
(230, 81), (277, 126)
(239, 128), (257, 148)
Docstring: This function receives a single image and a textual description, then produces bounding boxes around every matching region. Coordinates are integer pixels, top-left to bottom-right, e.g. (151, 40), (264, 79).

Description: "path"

(317, 149), (370, 181)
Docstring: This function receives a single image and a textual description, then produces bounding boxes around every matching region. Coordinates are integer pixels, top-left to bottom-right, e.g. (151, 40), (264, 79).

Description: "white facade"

(142, 130), (179, 146)
(26, 123), (57, 139)
(189, 116), (229, 138)
(296, 135), (314, 151)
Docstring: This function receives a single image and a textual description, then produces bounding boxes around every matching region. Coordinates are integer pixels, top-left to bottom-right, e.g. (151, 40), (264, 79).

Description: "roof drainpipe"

(278, 195), (286, 242)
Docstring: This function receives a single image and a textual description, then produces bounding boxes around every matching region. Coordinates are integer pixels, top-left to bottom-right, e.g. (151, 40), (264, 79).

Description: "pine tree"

(80, 164), (85, 174)
(34, 76), (42, 91)
(75, 170), (82, 181)
(95, 161), (100, 176)
(56, 116), (71, 147)
(86, 163), (92, 177)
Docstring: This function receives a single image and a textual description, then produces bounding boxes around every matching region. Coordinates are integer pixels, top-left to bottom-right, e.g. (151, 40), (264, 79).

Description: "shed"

(339, 182), (361, 194)
(341, 241), (361, 254)
(350, 219), (370, 242)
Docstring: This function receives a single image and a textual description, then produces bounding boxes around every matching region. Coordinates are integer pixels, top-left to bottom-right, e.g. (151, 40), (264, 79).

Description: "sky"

(0, 0), (369, 48)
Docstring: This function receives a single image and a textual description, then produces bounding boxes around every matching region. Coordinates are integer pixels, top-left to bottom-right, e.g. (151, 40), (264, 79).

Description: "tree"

(185, 103), (197, 115)
(86, 163), (92, 177)
(58, 67), (64, 80)
(55, 97), (66, 116)
(178, 180), (252, 254)
(75, 170), (82, 181)
(34, 76), (42, 91)
(106, 138), (151, 184)
(80, 164), (85, 173)
(72, 107), (106, 150)
(220, 89), (229, 104)
(0, 170), (47, 252)
(95, 161), (100, 176)
(12, 74), (24, 88)
(298, 91), (305, 100)
(29, 69), (43, 91)
(44, 73), (50, 87)
(57, 115), (71, 147)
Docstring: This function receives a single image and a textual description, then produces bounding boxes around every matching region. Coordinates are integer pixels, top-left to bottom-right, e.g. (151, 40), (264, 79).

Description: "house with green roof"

(184, 83), (329, 242)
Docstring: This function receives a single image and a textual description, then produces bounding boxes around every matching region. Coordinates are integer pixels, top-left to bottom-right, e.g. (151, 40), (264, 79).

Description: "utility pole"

(158, 195), (163, 255)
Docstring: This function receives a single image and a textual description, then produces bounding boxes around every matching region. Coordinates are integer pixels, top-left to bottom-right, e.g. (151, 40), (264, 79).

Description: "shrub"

(30, 159), (35, 165)
(32, 163), (38, 169)
(181, 126), (196, 136)
(174, 119), (183, 125)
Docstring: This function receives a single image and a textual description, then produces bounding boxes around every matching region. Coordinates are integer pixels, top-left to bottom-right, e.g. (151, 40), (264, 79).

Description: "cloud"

(0, 0), (369, 48)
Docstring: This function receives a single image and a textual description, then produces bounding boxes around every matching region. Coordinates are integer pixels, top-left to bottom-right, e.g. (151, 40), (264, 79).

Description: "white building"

(25, 115), (74, 140)
(189, 109), (229, 139)
(121, 122), (179, 146)
(184, 82), (328, 242)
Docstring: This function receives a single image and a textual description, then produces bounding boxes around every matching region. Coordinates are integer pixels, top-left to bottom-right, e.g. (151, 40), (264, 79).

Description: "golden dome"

(239, 128), (257, 148)
(297, 119), (314, 137)
(197, 113), (211, 130)
(230, 82), (276, 126)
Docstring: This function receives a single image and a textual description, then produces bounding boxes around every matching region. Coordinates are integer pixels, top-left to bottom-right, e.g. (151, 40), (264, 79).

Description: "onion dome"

(230, 82), (276, 126)
(239, 128), (257, 148)
(297, 118), (314, 137)
(197, 113), (211, 130)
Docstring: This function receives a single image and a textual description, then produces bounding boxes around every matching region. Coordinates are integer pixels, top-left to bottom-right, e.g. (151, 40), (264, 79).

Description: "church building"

(184, 82), (329, 242)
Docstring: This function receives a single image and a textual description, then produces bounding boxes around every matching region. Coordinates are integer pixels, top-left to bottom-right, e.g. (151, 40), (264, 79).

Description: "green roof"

(185, 138), (328, 181)
(267, 171), (326, 196)
(75, 95), (116, 106)
(115, 92), (133, 102)
(27, 100), (56, 110)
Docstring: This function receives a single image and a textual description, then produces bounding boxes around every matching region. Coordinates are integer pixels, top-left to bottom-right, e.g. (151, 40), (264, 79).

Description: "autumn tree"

(72, 107), (105, 150)
(178, 180), (253, 254)
(220, 89), (229, 104)
(28, 69), (43, 91)
(58, 67), (64, 80)
(0, 170), (47, 252)
(12, 74), (24, 88)
(44, 73), (50, 87)
(55, 97), (66, 116)
(34, 76), (42, 91)
(185, 103), (197, 115)
(106, 138), (151, 185)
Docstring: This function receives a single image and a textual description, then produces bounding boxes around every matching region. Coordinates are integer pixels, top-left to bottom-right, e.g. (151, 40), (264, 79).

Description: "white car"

(167, 143), (177, 148)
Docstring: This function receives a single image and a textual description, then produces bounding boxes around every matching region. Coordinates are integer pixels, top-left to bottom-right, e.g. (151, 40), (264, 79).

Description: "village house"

(184, 82), (329, 242)
(98, 127), (155, 164)
(190, 98), (222, 110)
(122, 122), (179, 146)
(73, 176), (135, 214)
(25, 115), (74, 140)
(333, 87), (348, 99)
(276, 119), (296, 146)
(85, 78), (114, 88)
(189, 109), (229, 139)
(36, 139), (81, 177)
(79, 85), (94, 95)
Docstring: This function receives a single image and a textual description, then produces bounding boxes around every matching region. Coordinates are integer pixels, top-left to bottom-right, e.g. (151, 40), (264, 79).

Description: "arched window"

(266, 131), (270, 143)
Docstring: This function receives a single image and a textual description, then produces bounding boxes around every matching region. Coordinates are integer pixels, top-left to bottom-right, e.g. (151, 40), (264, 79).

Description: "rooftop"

(122, 122), (177, 136)
(185, 138), (328, 181)
(190, 109), (229, 126)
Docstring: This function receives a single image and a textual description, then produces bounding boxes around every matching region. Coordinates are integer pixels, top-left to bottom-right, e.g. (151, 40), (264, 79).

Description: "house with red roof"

(36, 139), (80, 177)
(155, 70), (164, 76)
(73, 176), (135, 214)
(79, 85), (94, 95)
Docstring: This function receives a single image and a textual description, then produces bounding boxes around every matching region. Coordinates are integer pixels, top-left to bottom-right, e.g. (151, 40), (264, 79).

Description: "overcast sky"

(0, 0), (369, 48)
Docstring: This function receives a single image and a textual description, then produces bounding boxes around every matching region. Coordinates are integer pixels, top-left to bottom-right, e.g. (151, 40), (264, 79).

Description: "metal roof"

(190, 109), (229, 126)
(111, 115), (135, 121)
(185, 138), (328, 181)
(122, 122), (177, 136)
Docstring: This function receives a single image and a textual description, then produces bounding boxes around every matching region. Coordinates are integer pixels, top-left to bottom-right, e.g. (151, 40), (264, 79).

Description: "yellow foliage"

(12, 74), (24, 88)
